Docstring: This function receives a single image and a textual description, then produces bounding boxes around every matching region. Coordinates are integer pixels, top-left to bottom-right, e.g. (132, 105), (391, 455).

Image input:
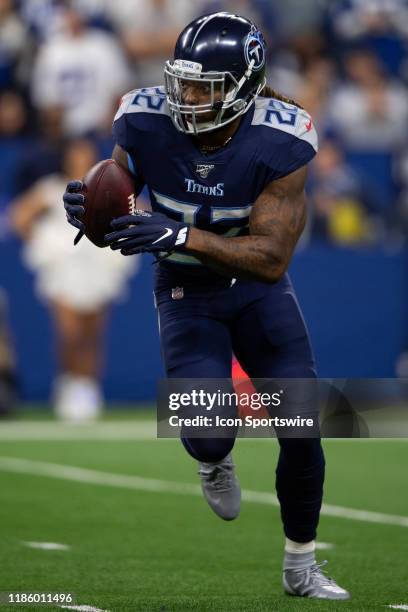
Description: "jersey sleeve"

(112, 91), (134, 152)
(112, 91), (146, 193)
(258, 105), (318, 183)
(112, 86), (168, 151)
(286, 110), (318, 174)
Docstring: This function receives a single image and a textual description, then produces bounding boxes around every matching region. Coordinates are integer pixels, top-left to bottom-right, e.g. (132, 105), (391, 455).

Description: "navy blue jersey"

(114, 89), (323, 543)
(112, 86), (318, 283)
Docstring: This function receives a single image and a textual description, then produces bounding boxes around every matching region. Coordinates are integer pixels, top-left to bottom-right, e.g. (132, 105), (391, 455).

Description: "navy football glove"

(105, 210), (190, 255)
(63, 180), (85, 245)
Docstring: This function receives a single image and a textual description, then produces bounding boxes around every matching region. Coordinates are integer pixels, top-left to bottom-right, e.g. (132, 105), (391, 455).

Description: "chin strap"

(226, 59), (256, 113)
(230, 59), (255, 100)
(244, 59), (256, 80)
(186, 119), (216, 132)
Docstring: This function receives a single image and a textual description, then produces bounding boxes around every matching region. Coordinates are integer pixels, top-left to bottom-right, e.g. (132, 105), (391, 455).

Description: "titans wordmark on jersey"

(112, 86), (318, 276)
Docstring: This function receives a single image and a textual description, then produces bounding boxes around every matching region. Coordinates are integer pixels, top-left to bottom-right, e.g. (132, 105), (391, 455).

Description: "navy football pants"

(156, 274), (325, 543)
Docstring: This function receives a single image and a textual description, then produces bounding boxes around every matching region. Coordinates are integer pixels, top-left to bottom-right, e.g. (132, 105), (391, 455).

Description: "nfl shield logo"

(195, 163), (215, 179)
(171, 287), (184, 300)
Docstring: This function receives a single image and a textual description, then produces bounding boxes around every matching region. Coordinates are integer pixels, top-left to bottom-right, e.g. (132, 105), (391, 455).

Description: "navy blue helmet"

(164, 12), (267, 134)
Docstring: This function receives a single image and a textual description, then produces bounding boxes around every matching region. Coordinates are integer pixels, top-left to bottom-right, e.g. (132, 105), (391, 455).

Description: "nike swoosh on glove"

(63, 180), (85, 245)
(104, 210), (190, 255)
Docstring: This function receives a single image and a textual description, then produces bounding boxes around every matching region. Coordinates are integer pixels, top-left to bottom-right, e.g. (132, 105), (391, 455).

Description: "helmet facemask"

(164, 58), (265, 135)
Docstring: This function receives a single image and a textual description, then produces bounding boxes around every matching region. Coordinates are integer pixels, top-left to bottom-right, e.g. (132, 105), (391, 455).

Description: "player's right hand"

(63, 180), (85, 245)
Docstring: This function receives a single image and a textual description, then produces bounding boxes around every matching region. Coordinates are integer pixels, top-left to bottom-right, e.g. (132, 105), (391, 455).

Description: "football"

(81, 159), (146, 248)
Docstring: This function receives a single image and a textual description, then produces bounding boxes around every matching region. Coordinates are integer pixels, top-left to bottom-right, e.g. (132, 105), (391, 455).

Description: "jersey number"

(152, 190), (252, 231)
(133, 88), (166, 111)
(264, 100), (297, 126)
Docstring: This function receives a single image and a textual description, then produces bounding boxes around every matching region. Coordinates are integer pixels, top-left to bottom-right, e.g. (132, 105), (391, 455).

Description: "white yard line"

(0, 456), (407, 528)
(22, 541), (70, 551)
(388, 606), (408, 610)
(0, 421), (156, 440)
(0, 420), (407, 441)
(315, 542), (334, 550)
(60, 606), (111, 612)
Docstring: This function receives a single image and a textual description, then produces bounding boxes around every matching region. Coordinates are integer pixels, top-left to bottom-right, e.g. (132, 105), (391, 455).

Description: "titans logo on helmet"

(244, 30), (266, 72)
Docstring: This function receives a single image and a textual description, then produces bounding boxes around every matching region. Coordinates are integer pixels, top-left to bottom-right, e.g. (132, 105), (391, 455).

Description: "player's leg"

(233, 311), (324, 546)
(157, 292), (240, 519)
(231, 277), (350, 599)
(51, 300), (106, 421)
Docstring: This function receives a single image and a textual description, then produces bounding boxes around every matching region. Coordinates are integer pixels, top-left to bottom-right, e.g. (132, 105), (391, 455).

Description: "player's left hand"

(63, 180), (86, 245)
(105, 210), (190, 255)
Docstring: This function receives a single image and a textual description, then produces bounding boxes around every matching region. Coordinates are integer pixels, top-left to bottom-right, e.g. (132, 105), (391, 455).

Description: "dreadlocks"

(260, 85), (304, 110)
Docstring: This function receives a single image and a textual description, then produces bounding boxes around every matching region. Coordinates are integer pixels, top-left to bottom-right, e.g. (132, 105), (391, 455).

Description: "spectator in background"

(31, 6), (130, 136)
(15, 106), (65, 194)
(269, 56), (336, 132)
(19, 0), (67, 41)
(9, 139), (138, 421)
(203, 1), (265, 25)
(269, 0), (325, 41)
(0, 90), (30, 214)
(327, 0), (408, 76)
(106, 0), (210, 88)
(329, 49), (408, 151)
(0, 0), (28, 89)
(308, 139), (372, 244)
(269, 0), (326, 66)
(68, 0), (112, 30)
(263, 0), (328, 104)
(327, 49), (408, 220)
(297, 58), (336, 129)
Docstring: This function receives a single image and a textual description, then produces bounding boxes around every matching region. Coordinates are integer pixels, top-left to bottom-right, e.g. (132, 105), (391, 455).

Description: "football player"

(64, 12), (350, 600)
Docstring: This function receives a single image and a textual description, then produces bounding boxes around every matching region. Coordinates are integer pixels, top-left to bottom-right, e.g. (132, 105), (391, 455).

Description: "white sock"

(54, 374), (103, 422)
(285, 537), (316, 554)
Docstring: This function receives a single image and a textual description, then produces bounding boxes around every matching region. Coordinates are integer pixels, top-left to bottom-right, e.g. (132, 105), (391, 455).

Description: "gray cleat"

(283, 560), (351, 600)
(198, 453), (241, 521)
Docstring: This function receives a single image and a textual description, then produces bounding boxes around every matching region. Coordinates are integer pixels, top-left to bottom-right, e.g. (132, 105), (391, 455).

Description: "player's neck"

(193, 117), (242, 154)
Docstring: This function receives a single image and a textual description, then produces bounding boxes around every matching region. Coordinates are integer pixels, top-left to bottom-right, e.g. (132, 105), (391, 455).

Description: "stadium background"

(0, 3), (408, 612)
(0, 0), (407, 401)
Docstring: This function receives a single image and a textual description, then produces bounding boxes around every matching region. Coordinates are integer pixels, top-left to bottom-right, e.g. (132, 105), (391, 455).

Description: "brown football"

(81, 159), (147, 248)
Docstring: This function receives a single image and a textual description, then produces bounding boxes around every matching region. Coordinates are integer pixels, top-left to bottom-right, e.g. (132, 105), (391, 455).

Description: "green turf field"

(0, 410), (407, 611)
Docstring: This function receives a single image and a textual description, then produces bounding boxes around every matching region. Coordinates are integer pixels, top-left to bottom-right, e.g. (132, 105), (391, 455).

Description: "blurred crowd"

(1, 0), (407, 416)
(1, 0), (408, 245)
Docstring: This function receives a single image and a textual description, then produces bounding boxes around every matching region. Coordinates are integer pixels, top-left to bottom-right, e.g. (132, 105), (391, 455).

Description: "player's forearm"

(185, 228), (288, 283)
